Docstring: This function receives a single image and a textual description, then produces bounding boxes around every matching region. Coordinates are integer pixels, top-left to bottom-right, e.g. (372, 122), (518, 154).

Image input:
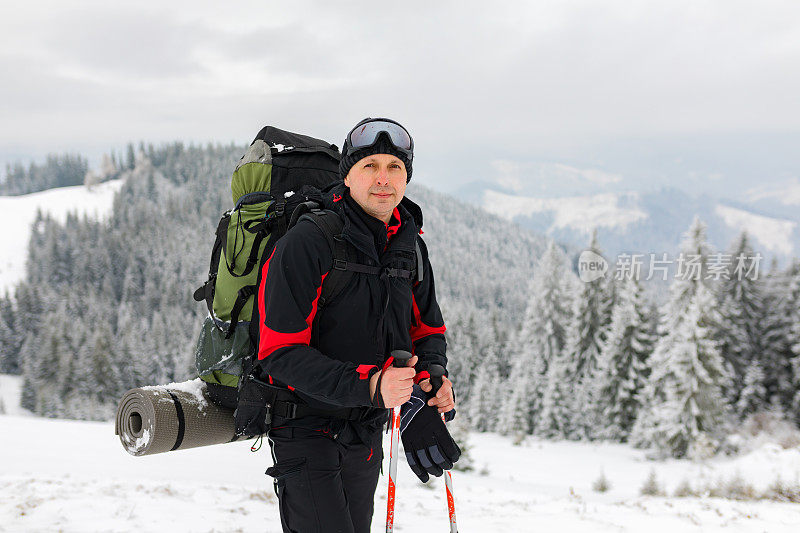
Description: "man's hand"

(419, 375), (455, 414)
(369, 355), (418, 408)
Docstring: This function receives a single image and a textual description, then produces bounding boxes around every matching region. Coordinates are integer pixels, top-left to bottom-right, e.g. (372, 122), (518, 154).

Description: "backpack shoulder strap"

(295, 208), (341, 260)
(297, 209), (349, 348)
(296, 209), (370, 308)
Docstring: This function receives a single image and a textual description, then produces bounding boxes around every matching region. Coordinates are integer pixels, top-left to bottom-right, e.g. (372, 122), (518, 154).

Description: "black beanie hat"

(339, 118), (413, 182)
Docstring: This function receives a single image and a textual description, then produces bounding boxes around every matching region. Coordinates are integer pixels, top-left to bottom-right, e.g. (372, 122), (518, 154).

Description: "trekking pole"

(428, 364), (458, 533)
(386, 349), (413, 533)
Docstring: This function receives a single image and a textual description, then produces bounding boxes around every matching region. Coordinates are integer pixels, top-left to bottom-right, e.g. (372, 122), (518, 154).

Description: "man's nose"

(375, 168), (389, 186)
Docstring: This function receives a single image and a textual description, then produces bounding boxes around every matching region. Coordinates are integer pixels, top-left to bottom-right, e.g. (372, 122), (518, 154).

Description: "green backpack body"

(193, 127), (341, 395)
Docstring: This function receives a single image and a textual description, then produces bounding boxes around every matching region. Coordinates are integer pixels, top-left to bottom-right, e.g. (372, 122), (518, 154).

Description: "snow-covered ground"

(747, 177), (800, 207)
(0, 373), (29, 416)
(0, 179), (124, 294)
(715, 204), (796, 256)
(1, 375), (800, 532)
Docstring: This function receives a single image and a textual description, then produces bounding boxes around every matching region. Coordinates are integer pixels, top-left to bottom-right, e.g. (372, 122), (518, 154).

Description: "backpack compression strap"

(223, 203), (286, 339)
(193, 212), (232, 334)
(227, 200), (283, 279)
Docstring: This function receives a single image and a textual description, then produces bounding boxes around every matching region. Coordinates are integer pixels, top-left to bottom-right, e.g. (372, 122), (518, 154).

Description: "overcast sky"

(2, 1), (799, 199)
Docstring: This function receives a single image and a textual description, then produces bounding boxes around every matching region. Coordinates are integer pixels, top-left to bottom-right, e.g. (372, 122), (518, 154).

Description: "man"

(255, 117), (459, 533)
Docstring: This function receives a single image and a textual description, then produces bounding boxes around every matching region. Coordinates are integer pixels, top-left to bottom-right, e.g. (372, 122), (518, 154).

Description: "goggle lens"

(348, 121), (412, 152)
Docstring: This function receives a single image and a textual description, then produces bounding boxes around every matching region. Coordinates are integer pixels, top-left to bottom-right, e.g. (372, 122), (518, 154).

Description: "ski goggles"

(345, 119), (413, 160)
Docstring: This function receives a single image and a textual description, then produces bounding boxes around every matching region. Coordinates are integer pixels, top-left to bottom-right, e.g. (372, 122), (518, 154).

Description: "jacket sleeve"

(255, 219), (378, 408)
(410, 236), (448, 382)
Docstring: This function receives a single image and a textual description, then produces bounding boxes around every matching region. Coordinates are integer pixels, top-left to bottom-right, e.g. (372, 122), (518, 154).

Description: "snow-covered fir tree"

(635, 284), (729, 458)
(499, 355), (539, 438)
(594, 275), (655, 442)
(737, 358), (768, 416)
(535, 348), (575, 439)
(788, 270), (800, 422)
(498, 241), (572, 437)
(22, 301), (72, 417)
(467, 341), (502, 432)
(465, 310), (514, 432)
(488, 311), (514, 382)
(758, 260), (800, 411)
(713, 231), (763, 411)
(631, 218), (731, 458)
(0, 292), (20, 374)
(443, 306), (485, 412)
(549, 230), (613, 440)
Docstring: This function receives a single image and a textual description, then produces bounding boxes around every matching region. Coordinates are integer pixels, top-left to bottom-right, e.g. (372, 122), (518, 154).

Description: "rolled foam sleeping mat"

(115, 379), (243, 456)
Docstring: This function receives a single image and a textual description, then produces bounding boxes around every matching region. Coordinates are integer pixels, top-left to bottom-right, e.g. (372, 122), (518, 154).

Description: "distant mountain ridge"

(456, 180), (800, 262)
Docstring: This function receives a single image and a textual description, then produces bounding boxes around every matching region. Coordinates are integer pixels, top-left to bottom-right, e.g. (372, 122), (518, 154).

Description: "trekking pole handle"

(390, 349), (413, 368)
(428, 364), (446, 395)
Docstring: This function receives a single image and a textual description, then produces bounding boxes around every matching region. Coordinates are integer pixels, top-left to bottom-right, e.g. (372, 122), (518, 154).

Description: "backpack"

(192, 126), (342, 406)
(193, 126), (423, 437)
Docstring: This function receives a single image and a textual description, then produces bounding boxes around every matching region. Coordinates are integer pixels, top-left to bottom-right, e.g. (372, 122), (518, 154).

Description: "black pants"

(266, 424), (383, 533)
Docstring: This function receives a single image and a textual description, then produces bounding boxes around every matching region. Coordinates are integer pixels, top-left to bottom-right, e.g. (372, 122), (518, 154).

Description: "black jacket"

(254, 183), (447, 434)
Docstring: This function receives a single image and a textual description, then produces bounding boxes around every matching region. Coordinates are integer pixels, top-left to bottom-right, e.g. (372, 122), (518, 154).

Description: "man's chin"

(364, 201), (396, 222)
(369, 195), (396, 209)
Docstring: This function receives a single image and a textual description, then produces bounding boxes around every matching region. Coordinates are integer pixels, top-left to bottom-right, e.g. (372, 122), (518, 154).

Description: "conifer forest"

(2, 143), (800, 460)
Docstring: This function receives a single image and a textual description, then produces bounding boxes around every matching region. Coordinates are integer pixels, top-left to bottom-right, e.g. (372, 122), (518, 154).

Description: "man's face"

(344, 153), (407, 224)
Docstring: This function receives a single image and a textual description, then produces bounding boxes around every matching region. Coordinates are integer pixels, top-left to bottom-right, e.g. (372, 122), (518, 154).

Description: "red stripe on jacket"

(410, 292), (446, 342)
(386, 207), (401, 239)
(383, 207), (401, 251)
(257, 247), (329, 360)
(356, 364), (378, 380)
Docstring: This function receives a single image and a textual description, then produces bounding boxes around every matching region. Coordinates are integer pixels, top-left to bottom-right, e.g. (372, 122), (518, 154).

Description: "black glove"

(400, 385), (461, 483)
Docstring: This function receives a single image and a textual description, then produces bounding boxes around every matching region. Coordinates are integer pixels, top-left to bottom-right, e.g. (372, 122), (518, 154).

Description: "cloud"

(553, 164), (622, 185)
(1, 0), (799, 195)
(490, 160), (525, 192)
(46, 7), (209, 78)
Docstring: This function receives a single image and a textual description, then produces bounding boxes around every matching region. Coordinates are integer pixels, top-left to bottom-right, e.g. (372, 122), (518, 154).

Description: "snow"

(2, 375), (800, 532)
(715, 204), (796, 256)
(140, 378), (208, 407)
(130, 429), (152, 454)
(483, 189), (647, 234)
(489, 160), (624, 193)
(270, 143), (294, 152)
(0, 374), (31, 416)
(0, 179), (124, 294)
(746, 177), (800, 206)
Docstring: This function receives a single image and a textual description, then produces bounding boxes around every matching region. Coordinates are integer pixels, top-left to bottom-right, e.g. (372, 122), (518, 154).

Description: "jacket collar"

(324, 183), (419, 260)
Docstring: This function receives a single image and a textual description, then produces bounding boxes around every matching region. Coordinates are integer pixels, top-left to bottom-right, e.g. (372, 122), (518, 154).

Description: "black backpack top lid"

(252, 126), (340, 157)
(247, 126), (341, 198)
